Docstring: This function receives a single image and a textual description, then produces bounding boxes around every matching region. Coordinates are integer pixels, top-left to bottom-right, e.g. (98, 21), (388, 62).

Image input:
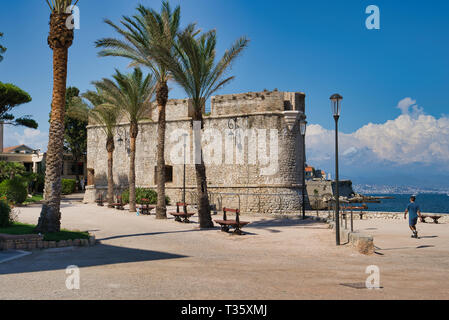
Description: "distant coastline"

(357, 193), (449, 214)
(353, 184), (449, 195)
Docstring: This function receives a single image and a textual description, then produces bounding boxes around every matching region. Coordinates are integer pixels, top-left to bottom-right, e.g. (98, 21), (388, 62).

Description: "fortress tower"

(84, 90), (307, 214)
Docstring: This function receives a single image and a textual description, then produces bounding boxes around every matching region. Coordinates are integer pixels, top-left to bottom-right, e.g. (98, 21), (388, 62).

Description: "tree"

(64, 87), (87, 185)
(152, 29), (249, 228)
(0, 32), (6, 62)
(96, 2), (190, 219)
(0, 82), (37, 129)
(79, 87), (119, 207)
(93, 68), (155, 212)
(0, 161), (26, 181)
(36, 0), (78, 233)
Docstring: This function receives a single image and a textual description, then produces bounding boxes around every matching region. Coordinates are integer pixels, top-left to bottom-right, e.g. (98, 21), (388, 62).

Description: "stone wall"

(85, 90), (307, 214)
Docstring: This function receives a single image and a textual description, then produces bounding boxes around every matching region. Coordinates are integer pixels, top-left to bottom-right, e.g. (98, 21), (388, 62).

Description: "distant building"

(305, 166), (314, 180)
(0, 144), (86, 181)
(304, 165), (326, 181)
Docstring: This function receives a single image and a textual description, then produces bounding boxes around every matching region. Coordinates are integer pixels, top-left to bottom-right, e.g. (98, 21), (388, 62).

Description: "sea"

(364, 193), (449, 214)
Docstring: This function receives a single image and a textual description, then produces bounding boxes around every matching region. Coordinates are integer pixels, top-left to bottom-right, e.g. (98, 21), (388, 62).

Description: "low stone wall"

(0, 234), (97, 251)
(308, 210), (449, 223)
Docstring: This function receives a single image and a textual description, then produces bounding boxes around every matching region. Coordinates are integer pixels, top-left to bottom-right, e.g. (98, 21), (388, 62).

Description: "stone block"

(27, 242), (37, 250)
(57, 240), (67, 248)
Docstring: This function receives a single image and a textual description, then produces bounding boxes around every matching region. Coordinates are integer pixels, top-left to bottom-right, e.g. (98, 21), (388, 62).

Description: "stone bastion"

(84, 90), (307, 214)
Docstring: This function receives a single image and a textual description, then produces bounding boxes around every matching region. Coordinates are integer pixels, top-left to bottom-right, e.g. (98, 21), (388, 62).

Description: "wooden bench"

(138, 198), (155, 215)
(421, 215), (442, 224)
(169, 202), (195, 223)
(111, 195), (125, 210)
(95, 194), (104, 207)
(214, 207), (250, 235)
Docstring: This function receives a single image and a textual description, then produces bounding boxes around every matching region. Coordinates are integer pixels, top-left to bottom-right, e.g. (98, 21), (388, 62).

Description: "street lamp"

(330, 93), (343, 246)
(182, 133), (188, 214)
(300, 119), (307, 220)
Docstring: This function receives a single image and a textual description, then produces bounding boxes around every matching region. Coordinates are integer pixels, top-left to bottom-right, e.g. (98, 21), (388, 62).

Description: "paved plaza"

(1, 197), (448, 300)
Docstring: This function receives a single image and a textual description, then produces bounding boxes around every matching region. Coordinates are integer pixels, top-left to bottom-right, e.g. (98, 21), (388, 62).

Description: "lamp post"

(182, 133), (188, 213)
(330, 93), (343, 246)
(300, 119), (307, 220)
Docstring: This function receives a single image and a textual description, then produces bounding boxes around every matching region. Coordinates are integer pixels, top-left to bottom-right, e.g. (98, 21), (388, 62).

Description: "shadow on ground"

(0, 244), (187, 275)
(97, 228), (209, 241)
(244, 217), (326, 231)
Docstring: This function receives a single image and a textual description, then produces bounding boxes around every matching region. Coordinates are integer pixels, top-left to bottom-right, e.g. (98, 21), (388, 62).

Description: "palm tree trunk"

(36, 46), (68, 233)
(106, 136), (115, 207)
(36, 13), (73, 233)
(193, 107), (213, 228)
(155, 81), (168, 219)
(128, 122), (138, 212)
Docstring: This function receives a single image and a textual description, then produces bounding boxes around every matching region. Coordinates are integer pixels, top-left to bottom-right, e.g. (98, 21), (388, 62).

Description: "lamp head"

(300, 119), (307, 136)
(330, 94), (343, 117)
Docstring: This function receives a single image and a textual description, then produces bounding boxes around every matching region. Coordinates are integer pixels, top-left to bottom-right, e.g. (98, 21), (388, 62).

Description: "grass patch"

(23, 194), (44, 204)
(0, 222), (89, 241)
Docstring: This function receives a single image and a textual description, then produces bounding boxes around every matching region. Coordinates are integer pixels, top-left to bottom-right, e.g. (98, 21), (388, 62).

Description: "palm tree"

(94, 68), (155, 212)
(151, 30), (249, 228)
(95, 2), (188, 219)
(70, 88), (120, 207)
(36, 0), (78, 233)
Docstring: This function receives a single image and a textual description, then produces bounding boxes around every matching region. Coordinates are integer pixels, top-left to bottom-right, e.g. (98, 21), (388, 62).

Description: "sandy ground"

(0, 197), (448, 300)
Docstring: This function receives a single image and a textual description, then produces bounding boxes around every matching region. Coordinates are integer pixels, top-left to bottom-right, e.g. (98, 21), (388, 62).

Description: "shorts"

(409, 217), (418, 227)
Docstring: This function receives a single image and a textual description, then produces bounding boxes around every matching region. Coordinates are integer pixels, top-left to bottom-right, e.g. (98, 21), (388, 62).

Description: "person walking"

(404, 196), (422, 238)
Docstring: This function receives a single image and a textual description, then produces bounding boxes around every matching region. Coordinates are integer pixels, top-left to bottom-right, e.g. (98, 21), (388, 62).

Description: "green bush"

(121, 188), (169, 205)
(0, 200), (12, 228)
(0, 178), (28, 204)
(61, 179), (76, 195)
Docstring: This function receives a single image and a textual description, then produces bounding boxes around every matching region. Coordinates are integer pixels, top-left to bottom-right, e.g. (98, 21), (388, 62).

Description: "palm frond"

(96, 2), (182, 84)
(46, 0), (79, 13)
(150, 29), (249, 111)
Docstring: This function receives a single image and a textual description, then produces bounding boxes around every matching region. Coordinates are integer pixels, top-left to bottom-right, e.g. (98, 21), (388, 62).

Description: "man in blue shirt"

(404, 196), (422, 238)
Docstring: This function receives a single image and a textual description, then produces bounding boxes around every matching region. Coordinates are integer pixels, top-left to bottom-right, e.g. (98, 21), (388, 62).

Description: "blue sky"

(1, 0), (448, 188)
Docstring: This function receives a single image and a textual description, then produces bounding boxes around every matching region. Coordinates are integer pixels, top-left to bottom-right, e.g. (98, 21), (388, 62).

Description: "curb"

(0, 234), (99, 251)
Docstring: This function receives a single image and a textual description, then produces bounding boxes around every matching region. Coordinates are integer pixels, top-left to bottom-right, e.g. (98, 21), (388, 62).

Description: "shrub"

(0, 178), (28, 204)
(61, 179), (76, 195)
(121, 188), (169, 205)
(0, 199), (12, 227)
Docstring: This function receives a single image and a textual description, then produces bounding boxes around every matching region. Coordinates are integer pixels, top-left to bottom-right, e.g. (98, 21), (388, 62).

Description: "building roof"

(2, 144), (35, 153)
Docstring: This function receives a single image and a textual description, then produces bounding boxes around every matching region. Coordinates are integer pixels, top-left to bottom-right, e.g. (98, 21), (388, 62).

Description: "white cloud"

(396, 97), (423, 117)
(3, 126), (48, 151)
(306, 98), (449, 168)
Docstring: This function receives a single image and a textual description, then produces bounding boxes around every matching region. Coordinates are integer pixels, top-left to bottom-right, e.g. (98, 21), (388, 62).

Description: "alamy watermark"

(169, 121), (280, 176)
(66, 265), (80, 290)
(65, 5), (80, 30)
(365, 5), (380, 30)
(365, 265), (381, 289)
